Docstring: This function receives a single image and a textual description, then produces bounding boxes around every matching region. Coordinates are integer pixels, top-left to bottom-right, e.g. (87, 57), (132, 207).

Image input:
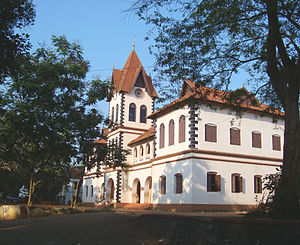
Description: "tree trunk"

(274, 92), (300, 216)
(27, 176), (34, 208)
(72, 177), (82, 208)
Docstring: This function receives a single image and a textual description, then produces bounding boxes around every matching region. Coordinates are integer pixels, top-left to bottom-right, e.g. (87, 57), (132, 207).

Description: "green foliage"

(0, 36), (106, 206)
(0, 0), (35, 80)
(131, 0), (299, 106)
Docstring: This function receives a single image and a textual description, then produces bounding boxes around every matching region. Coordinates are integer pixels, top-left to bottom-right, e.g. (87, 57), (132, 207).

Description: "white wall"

(196, 104), (284, 158)
(155, 105), (190, 157)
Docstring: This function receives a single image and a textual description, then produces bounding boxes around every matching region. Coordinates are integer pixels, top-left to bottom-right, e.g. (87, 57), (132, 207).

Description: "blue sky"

(27, 0), (245, 115)
(27, 0), (156, 115)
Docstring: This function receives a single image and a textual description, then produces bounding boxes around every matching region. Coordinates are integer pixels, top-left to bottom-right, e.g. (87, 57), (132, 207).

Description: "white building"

(82, 49), (284, 211)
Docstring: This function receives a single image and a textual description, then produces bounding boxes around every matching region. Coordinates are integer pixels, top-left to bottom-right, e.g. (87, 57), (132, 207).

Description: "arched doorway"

(107, 178), (114, 200)
(144, 177), (152, 203)
(132, 178), (141, 203)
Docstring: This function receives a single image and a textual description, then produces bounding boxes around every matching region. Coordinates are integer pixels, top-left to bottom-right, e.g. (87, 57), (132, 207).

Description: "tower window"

(140, 105), (147, 123)
(116, 104), (119, 122)
(111, 107), (114, 122)
(129, 103), (136, 122)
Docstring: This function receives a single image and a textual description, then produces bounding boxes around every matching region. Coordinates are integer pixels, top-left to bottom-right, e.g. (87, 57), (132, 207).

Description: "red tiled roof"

(148, 80), (284, 119)
(112, 50), (158, 98)
(128, 127), (154, 147)
(94, 138), (107, 144)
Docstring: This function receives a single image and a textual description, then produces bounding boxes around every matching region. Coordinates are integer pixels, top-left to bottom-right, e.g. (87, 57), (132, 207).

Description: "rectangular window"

(252, 132), (262, 148)
(175, 173), (183, 194)
(85, 186), (88, 197)
(207, 172), (221, 192)
(160, 176), (166, 194)
(232, 174), (243, 193)
(205, 124), (217, 142)
(230, 128), (241, 145)
(272, 135), (281, 151)
(254, 175), (262, 193)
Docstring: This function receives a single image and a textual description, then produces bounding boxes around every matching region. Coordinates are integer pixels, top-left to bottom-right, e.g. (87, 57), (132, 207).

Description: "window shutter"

(238, 176), (243, 193)
(231, 174), (236, 193)
(169, 120), (175, 146)
(252, 132), (262, 148)
(179, 115), (185, 143)
(215, 175), (221, 191)
(272, 135), (281, 151)
(205, 124), (217, 142)
(230, 128), (241, 145)
(207, 174), (212, 192)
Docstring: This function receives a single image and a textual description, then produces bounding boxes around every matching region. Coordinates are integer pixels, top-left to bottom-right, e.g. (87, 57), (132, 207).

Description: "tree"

(70, 109), (130, 208)
(0, 0), (35, 80)
(131, 0), (299, 216)
(0, 36), (103, 207)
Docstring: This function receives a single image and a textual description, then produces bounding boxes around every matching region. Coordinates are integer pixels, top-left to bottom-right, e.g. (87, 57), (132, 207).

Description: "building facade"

(82, 49), (284, 211)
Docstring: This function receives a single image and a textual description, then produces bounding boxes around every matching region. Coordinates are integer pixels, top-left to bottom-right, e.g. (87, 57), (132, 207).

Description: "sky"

(27, 0), (156, 115)
(27, 0), (245, 115)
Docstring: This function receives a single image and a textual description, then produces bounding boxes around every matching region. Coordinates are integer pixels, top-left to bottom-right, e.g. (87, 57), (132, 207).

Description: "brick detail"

(119, 132), (124, 148)
(116, 171), (121, 203)
(188, 106), (198, 148)
(120, 92), (125, 126)
(153, 119), (157, 158)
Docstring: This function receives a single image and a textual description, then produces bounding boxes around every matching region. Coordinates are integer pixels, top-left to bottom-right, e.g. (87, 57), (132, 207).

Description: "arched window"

(179, 115), (185, 143)
(159, 123), (165, 149)
(175, 173), (183, 194)
(160, 175), (166, 194)
(169, 119), (175, 146)
(146, 143), (150, 155)
(116, 104), (119, 122)
(129, 103), (136, 122)
(140, 105), (147, 123)
(91, 185), (94, 197)
(133, 147), (137, 158)
(85, 186), (88, 197)
(111, 107), (114, 122)
(140, 145), (144, 156)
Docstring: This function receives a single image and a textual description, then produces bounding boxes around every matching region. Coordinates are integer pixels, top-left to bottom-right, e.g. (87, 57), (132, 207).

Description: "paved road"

(0, 212), (164, 245)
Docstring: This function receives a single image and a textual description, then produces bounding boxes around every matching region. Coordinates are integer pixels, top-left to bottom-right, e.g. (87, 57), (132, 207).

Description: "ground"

(0, 208), (299, 245)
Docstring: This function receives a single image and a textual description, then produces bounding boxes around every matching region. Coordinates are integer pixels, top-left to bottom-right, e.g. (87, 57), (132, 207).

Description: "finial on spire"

(132, 37), (136, 50)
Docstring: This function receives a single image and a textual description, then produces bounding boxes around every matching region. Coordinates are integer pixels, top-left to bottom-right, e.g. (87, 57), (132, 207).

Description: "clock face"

(135, 88), (143, 98)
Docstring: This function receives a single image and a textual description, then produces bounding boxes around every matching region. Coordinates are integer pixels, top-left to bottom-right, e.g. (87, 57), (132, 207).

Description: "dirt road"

(0, 211), (164, 245)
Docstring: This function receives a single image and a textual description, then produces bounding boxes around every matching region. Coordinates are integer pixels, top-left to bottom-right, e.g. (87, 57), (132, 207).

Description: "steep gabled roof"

(128, 127), (154, 147)
(148, 80), (284, 119)
(111, 50), (158, 98)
